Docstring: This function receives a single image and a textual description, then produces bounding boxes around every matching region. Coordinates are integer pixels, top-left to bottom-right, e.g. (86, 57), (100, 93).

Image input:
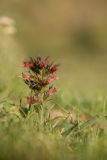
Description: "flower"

(39, 62), (45, 69)
(21, 56), (59, 104)
(39, 56), (50, 69)
(20, 73), (33, 79)
(50, 64), (60, 73)
(49, 75), (57, 83)
(42, 79), (49, 86)
(49, 87), (58, 96)
(26, 97), (36, 105)
(23, 61), (33, 67)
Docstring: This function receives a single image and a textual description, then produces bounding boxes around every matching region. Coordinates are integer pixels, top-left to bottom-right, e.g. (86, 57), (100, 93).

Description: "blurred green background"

(0, 0), (107, 96)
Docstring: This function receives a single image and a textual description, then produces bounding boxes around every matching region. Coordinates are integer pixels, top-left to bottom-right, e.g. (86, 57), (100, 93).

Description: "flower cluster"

(20, 56), (59, 105)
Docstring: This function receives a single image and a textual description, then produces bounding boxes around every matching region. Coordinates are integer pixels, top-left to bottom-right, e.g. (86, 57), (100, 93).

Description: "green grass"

(0, 91), (107, 160)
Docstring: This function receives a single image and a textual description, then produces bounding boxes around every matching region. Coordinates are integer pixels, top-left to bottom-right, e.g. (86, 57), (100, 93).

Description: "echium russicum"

(20, 56), (59, 106)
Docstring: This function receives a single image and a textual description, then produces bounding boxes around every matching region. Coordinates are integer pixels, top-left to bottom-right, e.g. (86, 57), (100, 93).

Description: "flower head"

(21, 56), (59, 104)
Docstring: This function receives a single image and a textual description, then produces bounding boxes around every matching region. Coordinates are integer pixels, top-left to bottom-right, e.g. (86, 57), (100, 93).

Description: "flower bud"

(49, 87), (58, 96)
(26, 97), (36, 105)
(20, 73), (33, 79)
(23, 61), (33, 67)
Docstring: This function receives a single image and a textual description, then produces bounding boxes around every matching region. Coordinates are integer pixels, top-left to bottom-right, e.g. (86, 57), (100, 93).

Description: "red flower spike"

(23, 61), (33, 67)
(21, 56), (59, 104)
(49, 87), (58, 96)
(26, 97), (36, 105)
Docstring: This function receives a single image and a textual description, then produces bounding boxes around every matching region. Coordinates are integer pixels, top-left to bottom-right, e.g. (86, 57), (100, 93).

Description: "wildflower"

(50, 64), (60, 73)
(20, 73), (33, 79)
(49, 87), (58, 96)
(23, 61), (33, 67)
(26, 97), (36, 105)
(42, 79), (49, 86)
(39, 62), (45, 69)
(21, 56), (59, 104)
(49, 75), (57, 83)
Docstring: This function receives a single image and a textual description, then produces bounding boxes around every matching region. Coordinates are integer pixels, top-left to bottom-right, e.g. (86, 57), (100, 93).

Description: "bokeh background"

(0, 0), (107, 97)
